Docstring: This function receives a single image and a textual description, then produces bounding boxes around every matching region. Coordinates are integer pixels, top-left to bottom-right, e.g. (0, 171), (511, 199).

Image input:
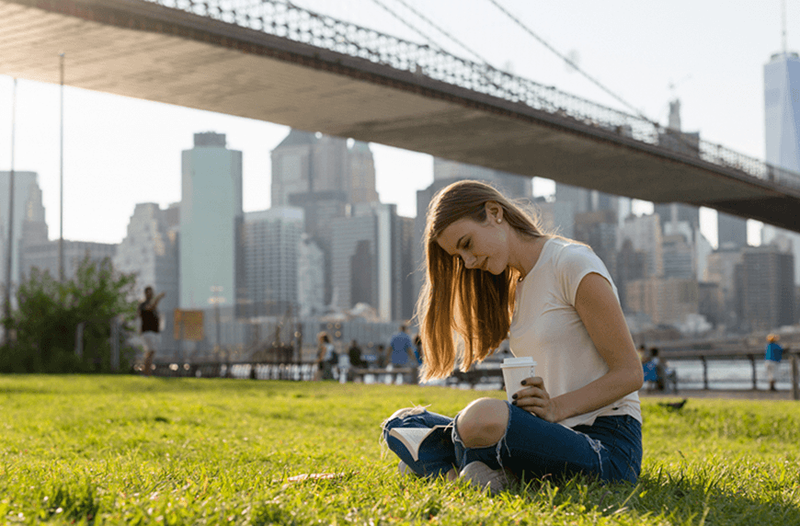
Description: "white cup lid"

(501, 357), (537, 367)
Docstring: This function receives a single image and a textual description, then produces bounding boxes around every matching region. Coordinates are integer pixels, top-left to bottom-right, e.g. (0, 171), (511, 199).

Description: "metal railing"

(144, 0), (800, 192)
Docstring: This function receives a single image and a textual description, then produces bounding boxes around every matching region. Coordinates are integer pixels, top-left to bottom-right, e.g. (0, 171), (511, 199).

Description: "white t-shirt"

(508, 237), (642, 428)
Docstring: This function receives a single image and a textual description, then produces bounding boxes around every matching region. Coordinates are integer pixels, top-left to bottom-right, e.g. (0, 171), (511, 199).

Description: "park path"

(639, 388), (796, 401)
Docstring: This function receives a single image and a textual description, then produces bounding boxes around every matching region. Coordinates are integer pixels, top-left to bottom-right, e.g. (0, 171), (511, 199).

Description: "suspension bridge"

(1, 0), (799, 232)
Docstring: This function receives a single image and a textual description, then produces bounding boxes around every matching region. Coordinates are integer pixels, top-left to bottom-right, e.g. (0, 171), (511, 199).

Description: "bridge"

(1, 0), (799, 232)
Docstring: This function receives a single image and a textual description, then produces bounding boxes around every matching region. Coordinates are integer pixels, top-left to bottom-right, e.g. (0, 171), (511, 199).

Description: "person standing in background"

(390, 324), (418, 384)
(348, 340), (367, 368)
(138, 286), (165, 376)
(315, 332), (336, 381)
(765, 334), (785, 392)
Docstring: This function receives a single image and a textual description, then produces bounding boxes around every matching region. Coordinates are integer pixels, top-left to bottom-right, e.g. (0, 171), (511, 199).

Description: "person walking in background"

(765, 334), (784, 392)
(337, 345), (351, 384)
(390, 324), (418, 384)
(138, 286), (165, 376)
(315, 332), (337, 381)
(348, 339), (367, 368)
(382, 180), (643, 492)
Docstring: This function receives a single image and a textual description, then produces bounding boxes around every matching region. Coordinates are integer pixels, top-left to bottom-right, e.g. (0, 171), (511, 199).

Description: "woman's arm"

(513, 272), (644, 422)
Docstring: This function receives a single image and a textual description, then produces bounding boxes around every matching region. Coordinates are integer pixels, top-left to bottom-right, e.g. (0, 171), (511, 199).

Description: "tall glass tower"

(762, 48), (800, 284)
(180, 132), (243, 309)
(764, 51), (800, 171)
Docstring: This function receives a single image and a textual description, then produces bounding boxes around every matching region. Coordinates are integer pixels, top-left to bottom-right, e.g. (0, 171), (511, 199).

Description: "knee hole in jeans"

(455, 398), (509, 448)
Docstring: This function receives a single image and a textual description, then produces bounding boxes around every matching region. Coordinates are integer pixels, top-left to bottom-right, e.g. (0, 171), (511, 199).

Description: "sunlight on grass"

(1, 376), (799, 524)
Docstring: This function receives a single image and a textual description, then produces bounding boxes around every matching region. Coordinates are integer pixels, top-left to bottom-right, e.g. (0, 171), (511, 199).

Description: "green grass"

(1, 376), (799, 525)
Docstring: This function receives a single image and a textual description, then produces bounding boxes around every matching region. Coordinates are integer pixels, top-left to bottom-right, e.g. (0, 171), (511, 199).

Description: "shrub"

(0, 257), (138, 373)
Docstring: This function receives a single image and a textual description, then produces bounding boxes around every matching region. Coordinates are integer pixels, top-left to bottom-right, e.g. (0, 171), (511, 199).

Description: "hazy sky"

(0, 0), (795, 245)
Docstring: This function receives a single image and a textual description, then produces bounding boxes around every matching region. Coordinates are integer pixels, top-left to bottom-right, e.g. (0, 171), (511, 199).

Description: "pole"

(3, 79), (18, 345)
(792, 352), (799, 401)
(58, 53), (65, 282)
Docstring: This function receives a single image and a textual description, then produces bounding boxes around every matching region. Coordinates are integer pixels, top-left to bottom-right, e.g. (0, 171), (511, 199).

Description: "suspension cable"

(389, 0), (493, 66)
(485, 0), (650, 122)
(368, 0), (443, 51)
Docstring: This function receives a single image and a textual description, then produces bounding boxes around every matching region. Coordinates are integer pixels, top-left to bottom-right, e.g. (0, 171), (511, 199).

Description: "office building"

(763, 49), (800, 283)
(717, 213), (748, 249)
(765, 51), (800, 172)
(114, 202), (180, 346)
(241, 207), (304, 318)
(625, 276), (699, 327)
(661, 233), (694, 280)
(331, 203), (414, 321)
(534, 198), (575, 239)
(0, 171), (49, 292)
(735, 246), (795, 332)
(555, 182), (618, 220)
(271, 130), (379, 207)
(349, 141), (380, 203)
(270, 129), (381, 305)
(21, 240), (118, 281)
(573, 209), (617, 279)
(180, 132), (243, 309)
(270, 129), (316, 208)
(297, 233), (325, 318)
(653, 203), (700, 233)
(618, 214), (663, 278)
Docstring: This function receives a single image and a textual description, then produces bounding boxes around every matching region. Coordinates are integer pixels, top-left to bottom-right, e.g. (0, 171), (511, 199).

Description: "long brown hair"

(416, 180), (545, 380)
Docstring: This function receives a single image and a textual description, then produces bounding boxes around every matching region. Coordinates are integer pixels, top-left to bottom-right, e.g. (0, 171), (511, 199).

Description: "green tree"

(0, 257), (139, 373)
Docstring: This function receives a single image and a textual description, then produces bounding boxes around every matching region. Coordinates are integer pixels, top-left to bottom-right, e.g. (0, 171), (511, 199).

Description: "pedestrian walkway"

(640, 388), (795, 401)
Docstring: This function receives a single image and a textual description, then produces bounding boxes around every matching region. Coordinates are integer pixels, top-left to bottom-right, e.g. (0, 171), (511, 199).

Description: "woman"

(382, 180), (643, 492)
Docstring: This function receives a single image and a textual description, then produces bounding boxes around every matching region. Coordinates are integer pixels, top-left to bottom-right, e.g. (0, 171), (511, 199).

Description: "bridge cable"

(368, 0), (448, 52)
(387, 0), (494, 66)
(485, 0), (651, 122)
(369, 0), (510, 94)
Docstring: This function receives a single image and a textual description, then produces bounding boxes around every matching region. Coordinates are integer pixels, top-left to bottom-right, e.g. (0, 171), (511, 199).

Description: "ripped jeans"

(382, 402), (642, 484)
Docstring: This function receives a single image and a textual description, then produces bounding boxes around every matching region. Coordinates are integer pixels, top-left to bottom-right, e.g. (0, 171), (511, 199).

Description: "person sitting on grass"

(382, 180), (643, 493)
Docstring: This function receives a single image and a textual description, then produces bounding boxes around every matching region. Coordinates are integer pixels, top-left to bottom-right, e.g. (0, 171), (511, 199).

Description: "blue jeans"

(382, 402), (642, 484)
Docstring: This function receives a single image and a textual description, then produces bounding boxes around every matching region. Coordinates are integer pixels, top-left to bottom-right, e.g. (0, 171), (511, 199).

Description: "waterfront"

(665, 358), (796, 391)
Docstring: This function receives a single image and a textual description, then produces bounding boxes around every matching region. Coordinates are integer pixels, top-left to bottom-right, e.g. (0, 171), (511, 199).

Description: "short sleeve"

(556, 243), (616, 306)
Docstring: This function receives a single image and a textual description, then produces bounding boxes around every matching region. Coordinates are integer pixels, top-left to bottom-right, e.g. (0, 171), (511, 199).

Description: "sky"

(0, 0), (796, 246)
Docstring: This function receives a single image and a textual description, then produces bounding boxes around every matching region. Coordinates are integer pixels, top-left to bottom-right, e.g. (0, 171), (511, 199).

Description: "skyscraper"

(270, 129), (381, 305)
(735, 246), (795, 332)
(241, 207), (304, 318)
(113, 202), (179, 351)
(271, 130), (379, 207)
(331, 202), (414, 321)
(180, 132), (243, 309)
(717, 213), (748, 249)
(764, 51), (800, 171)
(0, 171), (49, 292)
(763, 49), (800, 283)
(270, 129), (316, 208)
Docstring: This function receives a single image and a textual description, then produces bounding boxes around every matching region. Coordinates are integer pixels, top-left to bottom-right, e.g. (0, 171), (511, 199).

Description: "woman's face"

(436, 210), (509, 275)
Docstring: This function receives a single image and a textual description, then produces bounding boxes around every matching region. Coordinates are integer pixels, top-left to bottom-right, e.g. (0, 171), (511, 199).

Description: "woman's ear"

(485, 201), (504, 224)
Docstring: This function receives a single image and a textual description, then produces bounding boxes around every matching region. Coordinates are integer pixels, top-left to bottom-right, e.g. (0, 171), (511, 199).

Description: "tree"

(0, 257), (139, 373)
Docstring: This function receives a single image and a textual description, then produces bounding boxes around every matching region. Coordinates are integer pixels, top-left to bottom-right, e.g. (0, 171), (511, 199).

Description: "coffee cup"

(501, 357), (537, 402)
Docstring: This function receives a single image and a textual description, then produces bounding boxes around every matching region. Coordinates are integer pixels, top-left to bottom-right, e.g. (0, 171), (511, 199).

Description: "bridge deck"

(1, 0), (798, 231)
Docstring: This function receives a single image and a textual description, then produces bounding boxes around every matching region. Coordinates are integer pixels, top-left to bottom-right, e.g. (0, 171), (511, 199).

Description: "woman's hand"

(511, 377), (561, 422)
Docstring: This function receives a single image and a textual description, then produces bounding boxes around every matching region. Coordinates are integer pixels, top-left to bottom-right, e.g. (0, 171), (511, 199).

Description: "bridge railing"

(147, 0), (800, 192)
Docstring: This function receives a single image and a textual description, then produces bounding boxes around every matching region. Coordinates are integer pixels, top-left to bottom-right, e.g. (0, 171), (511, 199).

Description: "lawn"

(1, 375), (799, 525)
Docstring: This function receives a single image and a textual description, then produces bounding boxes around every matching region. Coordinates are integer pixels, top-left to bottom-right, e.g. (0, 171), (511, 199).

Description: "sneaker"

(459, 461), (514, 494)
(398, 460), (417, 476)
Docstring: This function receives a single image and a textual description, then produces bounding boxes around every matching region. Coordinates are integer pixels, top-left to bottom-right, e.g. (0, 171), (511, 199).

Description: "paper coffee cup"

(501, 357), (537, 402)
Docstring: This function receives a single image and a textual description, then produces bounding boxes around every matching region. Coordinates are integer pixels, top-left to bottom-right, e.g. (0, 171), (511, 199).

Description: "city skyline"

(0, 0), (797, 246)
